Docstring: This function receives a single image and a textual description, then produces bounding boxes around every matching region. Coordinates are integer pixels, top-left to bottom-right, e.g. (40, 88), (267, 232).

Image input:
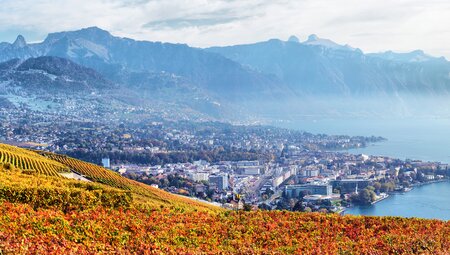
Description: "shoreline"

(343, 142), (450, 165)
(342, 180), (450, 217)
(411, 179), (449, 187)
(340, 193), (390, 215)
(371, 193), (389, 205)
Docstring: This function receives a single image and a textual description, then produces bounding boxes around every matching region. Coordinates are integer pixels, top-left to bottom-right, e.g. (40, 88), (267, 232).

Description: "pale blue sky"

(0, 0), (449, 58)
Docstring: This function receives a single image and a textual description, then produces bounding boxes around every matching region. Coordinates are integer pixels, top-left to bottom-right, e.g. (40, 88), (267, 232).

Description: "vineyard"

(0, 202), (449, 254)
(38, 151), (220, 211)
(0, 170), (132, 211)
(39, 151), (132, 189)
(0, 143), (69, 176)
(0, 142), (449, 254)
(0, 143), (219, 212)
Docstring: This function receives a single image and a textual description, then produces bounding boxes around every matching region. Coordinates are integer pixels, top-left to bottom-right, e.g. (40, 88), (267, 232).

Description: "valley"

(0, 23), (449, 254)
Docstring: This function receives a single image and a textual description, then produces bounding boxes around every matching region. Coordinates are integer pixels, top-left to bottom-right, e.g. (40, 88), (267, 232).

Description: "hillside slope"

(0, 143), (449, 254)
(0, 142), (218, 212)
(0, 56), (115, 93)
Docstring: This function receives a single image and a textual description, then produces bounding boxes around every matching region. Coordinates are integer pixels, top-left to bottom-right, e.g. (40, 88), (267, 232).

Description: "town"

(121, 149), (449, 212)
(2, 105), (448, 213)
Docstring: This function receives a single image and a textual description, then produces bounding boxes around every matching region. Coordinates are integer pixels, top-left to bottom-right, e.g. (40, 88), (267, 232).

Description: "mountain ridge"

(1, 27), (450, 119)
(0, 27), (289, 101)
(206, 36), (450, 97)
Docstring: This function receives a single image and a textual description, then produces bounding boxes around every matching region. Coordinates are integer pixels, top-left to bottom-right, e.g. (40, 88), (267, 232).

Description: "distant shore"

(411, 179), (449, 187)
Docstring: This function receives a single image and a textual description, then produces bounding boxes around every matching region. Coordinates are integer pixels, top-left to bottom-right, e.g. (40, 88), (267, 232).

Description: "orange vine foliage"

(0, 170), (132, 211)
(0, 143), (218, 212)
(0, 143), (69, 176)
(0, 143), (448, 254)
(0, 203), (448, 254)
(38, 151), (220, 212)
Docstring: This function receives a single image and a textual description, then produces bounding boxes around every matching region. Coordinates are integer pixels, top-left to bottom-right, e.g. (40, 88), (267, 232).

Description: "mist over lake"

(273, 117), (450, 164)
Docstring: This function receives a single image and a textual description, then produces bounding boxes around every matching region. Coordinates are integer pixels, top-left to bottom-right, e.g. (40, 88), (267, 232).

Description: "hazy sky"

(0, 0), (449, 58)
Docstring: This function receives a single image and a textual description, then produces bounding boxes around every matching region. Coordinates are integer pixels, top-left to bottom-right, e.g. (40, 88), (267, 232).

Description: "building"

(189, 172), (210, 182)
(284, 184), (332, 198)
(423, 175), (435, 181)
(209, 173), (229, 190)
(149, 166), (164, 175)
(102, 158), (110, 168)
(236, 160), (259, 167)
(237, 166), (261, 175)
(304, 169), (319, 177)
(300, 168), (319, 177)
(272, 166), (296, 188)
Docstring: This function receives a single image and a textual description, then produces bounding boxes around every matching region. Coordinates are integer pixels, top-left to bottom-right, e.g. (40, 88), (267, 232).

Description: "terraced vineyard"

(0, 143), (218, 212)
(0, 169), (132, 211)
(39, 151), (220, 211)
(0, 143), (69, 176)
(40, 151), (131, 189)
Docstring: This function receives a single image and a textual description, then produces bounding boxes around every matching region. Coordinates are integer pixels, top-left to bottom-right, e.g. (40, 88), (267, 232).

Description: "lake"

(343, 181), (450, 220)
(272, 117), (450, 220)
(274, 117), (450, 164)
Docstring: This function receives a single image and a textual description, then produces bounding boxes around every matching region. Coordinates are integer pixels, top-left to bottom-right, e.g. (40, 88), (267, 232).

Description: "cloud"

(0, 0), (449, 58)
(143, 16), (251, 29)
(142, 6), (255, 29)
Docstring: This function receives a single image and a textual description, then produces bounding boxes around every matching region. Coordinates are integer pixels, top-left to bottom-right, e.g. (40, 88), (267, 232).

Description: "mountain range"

(1, 27), (449, 120)
(207, 34), (450, 96)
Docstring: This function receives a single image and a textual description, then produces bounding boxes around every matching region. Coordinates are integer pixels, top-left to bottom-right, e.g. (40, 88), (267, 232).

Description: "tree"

(276, 199), (290, 210)
(373, 182), (381, 192)
(318, 208), (328, 213)
(289, 199), (297, 210)
(292, 201), (305, 212)
(264, 189), (274, 197)
(258, 203), (271, 211)
(298, 190), (311, 200)
(243, 203), (253, 211)
(354, 188), (377, 205)
(321, 199), (332, 207)
(380, 182), (395, 192)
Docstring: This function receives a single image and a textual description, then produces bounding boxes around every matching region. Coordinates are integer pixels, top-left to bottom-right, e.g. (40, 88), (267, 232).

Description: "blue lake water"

(274, 118), (450, 164)
(273, 117), (450, 220)
(343, 181), (450, 220)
